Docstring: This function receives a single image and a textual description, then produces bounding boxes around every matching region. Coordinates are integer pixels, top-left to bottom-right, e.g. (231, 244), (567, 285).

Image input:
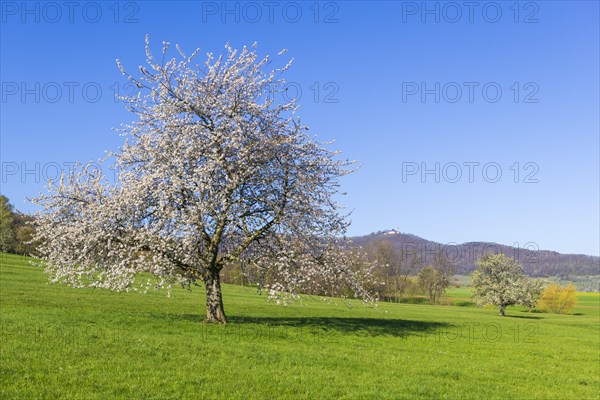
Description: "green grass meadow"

(1, 253), (599, 399)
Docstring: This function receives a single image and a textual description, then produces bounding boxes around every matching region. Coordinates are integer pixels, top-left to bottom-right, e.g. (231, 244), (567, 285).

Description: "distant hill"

(352, 230), (600, 278)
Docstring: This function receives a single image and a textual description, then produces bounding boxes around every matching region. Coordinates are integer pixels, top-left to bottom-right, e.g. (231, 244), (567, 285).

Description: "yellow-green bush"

(537, 283), (577, 314)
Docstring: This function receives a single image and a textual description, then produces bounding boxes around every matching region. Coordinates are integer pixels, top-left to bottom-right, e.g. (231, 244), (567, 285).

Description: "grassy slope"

(1, 253), (599, 399)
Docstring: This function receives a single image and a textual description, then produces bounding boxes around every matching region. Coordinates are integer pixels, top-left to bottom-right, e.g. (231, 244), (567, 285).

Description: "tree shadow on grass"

(154, 303), (453, 338)
(504, 314), (543, 319)
(167, 314), (450, 339)
(454, 301), (476, 307)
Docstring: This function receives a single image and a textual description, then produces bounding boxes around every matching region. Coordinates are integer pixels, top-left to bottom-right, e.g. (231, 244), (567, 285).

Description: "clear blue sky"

(1, 1), (598, 256)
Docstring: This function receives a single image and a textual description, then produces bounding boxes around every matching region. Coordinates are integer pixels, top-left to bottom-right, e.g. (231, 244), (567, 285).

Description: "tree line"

(219, 238), (456, 305)
(0, 195), (36, 255)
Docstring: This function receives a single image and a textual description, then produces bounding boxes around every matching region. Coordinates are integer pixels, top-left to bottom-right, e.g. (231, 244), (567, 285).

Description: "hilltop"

(352, 230), (600, 279)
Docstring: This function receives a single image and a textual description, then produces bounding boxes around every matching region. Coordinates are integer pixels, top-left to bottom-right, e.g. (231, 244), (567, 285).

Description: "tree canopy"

(32, 38), (376, 323)
(472, 253), (527, 316)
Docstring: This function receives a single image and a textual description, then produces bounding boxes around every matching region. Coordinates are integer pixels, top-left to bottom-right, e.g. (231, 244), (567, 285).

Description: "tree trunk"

(499, 304), (506, 316)
(205, 270), (227, 323)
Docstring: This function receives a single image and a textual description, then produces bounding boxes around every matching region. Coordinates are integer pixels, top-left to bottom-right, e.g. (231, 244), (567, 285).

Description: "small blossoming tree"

(518, 277), (547, 312)
(32, 37), (377, 323)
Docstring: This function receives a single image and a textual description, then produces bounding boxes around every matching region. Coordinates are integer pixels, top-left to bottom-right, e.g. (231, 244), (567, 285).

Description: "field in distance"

(1, 253), (598, 399)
